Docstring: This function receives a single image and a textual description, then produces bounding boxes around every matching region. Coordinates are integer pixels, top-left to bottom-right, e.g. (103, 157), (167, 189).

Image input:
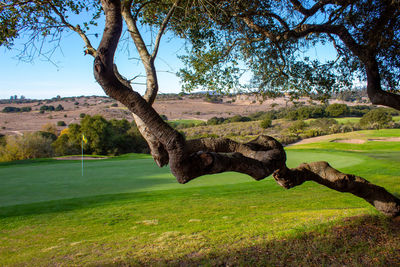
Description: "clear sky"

(0, 24), (186, 100)
(0, 20), (338, 100)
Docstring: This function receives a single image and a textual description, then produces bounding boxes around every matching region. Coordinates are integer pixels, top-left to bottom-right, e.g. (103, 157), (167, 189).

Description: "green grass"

(168, 119), (205, 128)
(308, 115), (400, 124)
(0, 129), (399, 266)
(334, 117), (363, 124)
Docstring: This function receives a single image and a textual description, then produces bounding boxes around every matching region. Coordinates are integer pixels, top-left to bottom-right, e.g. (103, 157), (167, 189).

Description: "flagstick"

(81, 138), (84, 176)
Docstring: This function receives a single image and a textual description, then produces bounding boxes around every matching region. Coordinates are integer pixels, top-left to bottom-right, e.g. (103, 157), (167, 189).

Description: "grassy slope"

(335, 115), (400, 124)
(0, 130), (399, 266)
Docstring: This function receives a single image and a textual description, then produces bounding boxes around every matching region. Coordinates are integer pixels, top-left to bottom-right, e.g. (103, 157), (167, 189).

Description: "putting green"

(0, 150), (364, 207)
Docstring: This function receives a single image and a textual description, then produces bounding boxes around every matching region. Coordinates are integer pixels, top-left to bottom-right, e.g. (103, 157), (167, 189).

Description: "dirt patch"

(332, 139), (366, 144)
(368, 137), (400, 142)
(54, 156), (107, 160)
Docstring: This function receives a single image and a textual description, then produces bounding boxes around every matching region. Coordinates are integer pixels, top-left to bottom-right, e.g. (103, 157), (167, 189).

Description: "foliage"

(207, 117), (227, 125)
(260, 117), (272, 129)
(326, 104), (350, 117)
(57, 121), (66, 126)
(52, 133), (80, 156)
(360, 109), (393, 129)
(173, 1), (400, 96)
(287, 106), (326, 120)
(40, 105), (55, 112)
(52, 115), (148, 156)
(55, 104), (64, 111)
(2, 106), (31, 113)
(0, 133), (54, 162)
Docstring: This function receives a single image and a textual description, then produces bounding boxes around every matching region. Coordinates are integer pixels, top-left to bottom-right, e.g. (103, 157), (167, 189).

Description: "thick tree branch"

(175, 136), (286, 183)
(365, 57), (400, 110)
(273, 162), (400, 217)
(175, 135), (400, 218)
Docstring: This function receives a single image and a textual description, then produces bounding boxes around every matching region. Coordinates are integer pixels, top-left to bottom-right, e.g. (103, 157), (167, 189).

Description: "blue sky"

(0, 21), (337, 100)
(0, 25), (186, 99)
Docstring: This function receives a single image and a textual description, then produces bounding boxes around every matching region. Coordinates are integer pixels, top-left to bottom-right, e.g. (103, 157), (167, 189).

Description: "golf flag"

(82, 134), (88, 144)
(81, 134), (86, 176)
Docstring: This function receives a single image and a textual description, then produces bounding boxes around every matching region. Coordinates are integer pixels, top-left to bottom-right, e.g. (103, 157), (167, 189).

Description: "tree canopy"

(0, 0), (399, 217)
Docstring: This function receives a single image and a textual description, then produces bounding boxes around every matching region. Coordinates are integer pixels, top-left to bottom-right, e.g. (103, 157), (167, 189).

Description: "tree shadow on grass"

(133, 215), (400, 267)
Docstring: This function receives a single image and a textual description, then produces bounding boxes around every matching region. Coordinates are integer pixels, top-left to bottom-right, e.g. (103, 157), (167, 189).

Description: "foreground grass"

(0, 130), (399, 266)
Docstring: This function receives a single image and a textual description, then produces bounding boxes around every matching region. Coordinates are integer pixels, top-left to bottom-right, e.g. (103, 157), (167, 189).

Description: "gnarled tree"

(1, 0), (399, 217)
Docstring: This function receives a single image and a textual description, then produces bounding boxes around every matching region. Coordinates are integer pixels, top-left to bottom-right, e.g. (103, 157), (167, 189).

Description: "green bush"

(207, 117), (226, 125)
(326, 103), (349, 117)
(2, 106), (20, 113)
(288, 120), (307, 135)
(1, 106), (30, 113)
(40, 105), (55, 111)
(260, 118), (272, 129)
(57, 121), (66, 126)
(55, 104), (64, 111)
(52, 133), (80, 156)
(359, 109), (393, 129)
(227, 115), (251, 123)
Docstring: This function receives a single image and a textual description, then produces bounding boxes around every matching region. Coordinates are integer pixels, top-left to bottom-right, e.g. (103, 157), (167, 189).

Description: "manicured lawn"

(0, 129), (399, 266)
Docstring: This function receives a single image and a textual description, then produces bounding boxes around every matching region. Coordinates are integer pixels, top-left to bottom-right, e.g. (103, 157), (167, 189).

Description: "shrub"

(80, 113), (86, 118)
(57, 121), (66, 126)
(111, 103), (118, 107)
(260, 118), (272, 129)
(0, 133), (54, 162)
(2, 106), (21, 113)
(207, 117), (226, 125)
(288, 120), (307, 134)
(40, 105), (55, 111)
(52, 133), (80, 156)
(326, 103), (349, 117)
(309, 118), (337, 130)
(360, 109), (393, 129)
(227, 115), (251, 123)
(55, 104), (64, 111)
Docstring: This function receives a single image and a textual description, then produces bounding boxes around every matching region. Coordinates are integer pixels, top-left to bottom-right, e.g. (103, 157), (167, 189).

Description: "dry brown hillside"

(0, 95), (368, 136)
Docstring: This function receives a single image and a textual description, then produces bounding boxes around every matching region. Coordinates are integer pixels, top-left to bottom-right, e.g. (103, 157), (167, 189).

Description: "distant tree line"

(2, 106), (32, 113)
(205, 104), (400, 126)
(0, 115), (149, 162)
